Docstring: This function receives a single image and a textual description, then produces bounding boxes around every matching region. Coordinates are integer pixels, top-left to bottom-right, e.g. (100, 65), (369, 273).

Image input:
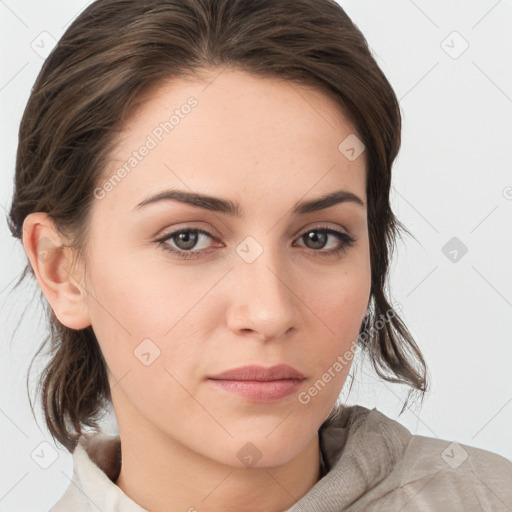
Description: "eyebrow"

(134, 188), (365, 216)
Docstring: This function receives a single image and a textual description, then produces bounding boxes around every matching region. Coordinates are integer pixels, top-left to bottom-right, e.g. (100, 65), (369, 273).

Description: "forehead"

(102, 69), (367, 212)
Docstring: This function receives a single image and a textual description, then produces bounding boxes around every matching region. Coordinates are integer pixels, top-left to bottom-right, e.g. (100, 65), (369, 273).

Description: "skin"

(23, 68), (371, 512)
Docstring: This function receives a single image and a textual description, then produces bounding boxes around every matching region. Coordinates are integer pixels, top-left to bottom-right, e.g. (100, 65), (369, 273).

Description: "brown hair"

(7, 0), (428, 452)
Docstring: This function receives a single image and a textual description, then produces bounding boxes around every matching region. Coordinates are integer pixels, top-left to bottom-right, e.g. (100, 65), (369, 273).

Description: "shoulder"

(364, 434), (512, 511)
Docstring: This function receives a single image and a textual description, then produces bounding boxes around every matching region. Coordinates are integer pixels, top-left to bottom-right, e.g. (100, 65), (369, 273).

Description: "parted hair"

(8, 0), (429, 452)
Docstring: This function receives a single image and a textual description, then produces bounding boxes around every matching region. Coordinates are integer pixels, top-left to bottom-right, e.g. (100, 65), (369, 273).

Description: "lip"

(208, 364), (305, 381)
(207, 364), (306, 403)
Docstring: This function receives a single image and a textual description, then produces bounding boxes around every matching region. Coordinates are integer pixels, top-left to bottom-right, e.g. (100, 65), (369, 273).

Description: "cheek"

(296, 279), (368, 420)
(85, 268), (208, 429)
(308, 255), (370, 334)
(83, 252), (220, 393)
(303, 254), (370, 374)
(85, 247), (211, 337)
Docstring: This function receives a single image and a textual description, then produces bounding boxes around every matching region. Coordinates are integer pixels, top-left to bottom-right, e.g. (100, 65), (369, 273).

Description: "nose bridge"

(227, 235), (298, 338)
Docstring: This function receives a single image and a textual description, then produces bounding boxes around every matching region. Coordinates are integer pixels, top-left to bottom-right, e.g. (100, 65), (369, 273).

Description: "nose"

(226, 247), (299, 342)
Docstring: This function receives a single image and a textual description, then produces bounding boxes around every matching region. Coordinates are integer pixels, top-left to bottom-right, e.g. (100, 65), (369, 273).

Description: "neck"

(115, 421), (321, 512)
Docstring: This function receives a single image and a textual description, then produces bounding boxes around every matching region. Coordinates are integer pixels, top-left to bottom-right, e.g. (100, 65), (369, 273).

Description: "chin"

(208, 431), (312, 469)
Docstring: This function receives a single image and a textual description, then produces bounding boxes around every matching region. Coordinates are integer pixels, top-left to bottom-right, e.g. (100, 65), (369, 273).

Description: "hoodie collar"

(71, 405), (411, 511)
(291, 405), (411, 510)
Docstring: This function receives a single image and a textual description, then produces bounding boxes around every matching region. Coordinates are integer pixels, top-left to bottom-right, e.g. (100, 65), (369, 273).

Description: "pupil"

(306, 230), (326, 249)
(177, 231), (198, 250)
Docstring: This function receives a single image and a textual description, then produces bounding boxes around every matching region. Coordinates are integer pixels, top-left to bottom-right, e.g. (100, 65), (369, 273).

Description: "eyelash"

(155, 226), (356, 260)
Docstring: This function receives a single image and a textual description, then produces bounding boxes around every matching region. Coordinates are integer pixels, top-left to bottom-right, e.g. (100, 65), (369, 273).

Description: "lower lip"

(207, 378), (304, 402)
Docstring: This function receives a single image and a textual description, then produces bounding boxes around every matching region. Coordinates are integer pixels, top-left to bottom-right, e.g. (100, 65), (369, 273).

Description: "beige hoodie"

(49, 405), (512, 511)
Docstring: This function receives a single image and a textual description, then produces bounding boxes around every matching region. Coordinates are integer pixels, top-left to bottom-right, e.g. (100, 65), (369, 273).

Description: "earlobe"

(21, 212), (91, 330)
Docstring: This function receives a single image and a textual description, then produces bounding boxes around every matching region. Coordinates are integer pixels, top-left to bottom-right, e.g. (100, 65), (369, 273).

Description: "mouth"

(207, 364), (306, 402)
(207, 379), (304, 402)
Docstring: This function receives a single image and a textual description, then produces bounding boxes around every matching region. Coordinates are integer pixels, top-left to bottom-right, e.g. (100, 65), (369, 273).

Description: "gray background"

(1, 1), (511, 510)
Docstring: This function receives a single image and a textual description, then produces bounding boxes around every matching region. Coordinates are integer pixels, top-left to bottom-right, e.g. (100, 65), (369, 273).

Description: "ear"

(22, 212), (91, 330)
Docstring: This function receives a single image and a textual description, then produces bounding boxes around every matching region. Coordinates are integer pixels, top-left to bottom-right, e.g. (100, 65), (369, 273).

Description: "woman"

(8, 0), (511, 510)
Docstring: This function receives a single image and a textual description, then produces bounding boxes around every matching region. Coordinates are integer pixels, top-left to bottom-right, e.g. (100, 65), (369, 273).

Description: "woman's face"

(81, 69), (370, 467)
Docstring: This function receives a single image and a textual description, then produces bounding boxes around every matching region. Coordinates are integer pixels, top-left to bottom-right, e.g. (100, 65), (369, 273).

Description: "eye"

(294, 226), (356, 256)
(155, 228), (219, 259)
(155, 225), (356, 259)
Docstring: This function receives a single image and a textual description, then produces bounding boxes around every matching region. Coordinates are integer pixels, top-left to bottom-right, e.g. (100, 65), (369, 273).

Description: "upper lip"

(208, 364), (305, 381)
